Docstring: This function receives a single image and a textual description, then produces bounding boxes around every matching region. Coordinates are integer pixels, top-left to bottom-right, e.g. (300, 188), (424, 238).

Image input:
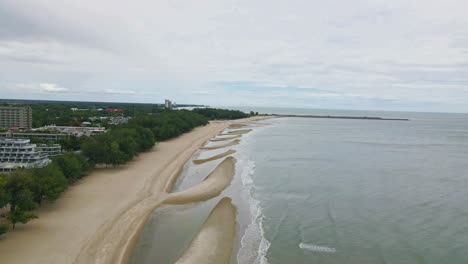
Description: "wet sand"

(228, 123), (246, 129)
(174, 197), (237, 264)
(193, 149), (237, 164)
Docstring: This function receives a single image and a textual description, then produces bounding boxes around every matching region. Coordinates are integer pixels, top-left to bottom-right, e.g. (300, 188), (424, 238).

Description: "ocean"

(131, 108), (468, 264)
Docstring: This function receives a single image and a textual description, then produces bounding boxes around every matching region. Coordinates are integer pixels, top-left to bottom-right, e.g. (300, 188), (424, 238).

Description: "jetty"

(272, 114), (409, 121)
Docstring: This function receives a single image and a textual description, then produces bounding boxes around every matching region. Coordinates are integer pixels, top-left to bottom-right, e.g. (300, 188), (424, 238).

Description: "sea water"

(239, 109), (468, 264)
(132, 109), (468, 264)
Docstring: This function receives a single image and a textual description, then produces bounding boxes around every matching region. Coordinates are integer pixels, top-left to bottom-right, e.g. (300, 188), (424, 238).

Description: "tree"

(109, 141), (125, 166)
(5, 171), (37, 229)
(82, 136), (109, 165)
(53, 152), (91, 183)
(59, 136), (81, 151)
(0, 176), (8, 209)
(30, 164), (68, 205)
(192, 108), (248, 120)
(0, 224), (8, 235)
(134, 126), (155, 151)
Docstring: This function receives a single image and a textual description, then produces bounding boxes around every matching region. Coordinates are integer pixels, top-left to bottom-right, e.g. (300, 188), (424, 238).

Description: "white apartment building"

(0, 138), (51, 173)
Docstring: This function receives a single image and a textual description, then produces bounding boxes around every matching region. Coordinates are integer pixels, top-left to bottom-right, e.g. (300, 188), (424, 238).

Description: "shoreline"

(0, 116), (266, 264)
(0, 120), (238, 264)
(76, 120), (243, 264)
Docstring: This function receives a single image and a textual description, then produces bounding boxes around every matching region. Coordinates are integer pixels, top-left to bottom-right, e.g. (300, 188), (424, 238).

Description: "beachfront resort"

(0, 138), (52, 173)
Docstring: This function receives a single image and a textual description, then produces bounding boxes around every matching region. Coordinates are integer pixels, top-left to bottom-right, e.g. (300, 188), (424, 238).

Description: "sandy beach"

(0, 120), (234, 264)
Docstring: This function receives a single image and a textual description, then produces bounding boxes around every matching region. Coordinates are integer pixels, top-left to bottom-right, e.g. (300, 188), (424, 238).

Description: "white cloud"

(40, 83), (68, 92)
(104, 89), (136, 95)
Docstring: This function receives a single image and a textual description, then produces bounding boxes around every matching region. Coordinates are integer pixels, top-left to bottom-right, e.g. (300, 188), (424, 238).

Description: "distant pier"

(272, 114), (409, 121)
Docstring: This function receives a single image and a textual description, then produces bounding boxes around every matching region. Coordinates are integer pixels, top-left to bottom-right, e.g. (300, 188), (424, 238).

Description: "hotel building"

(0, 138), (51, 173)
(0, 106), (33, 130)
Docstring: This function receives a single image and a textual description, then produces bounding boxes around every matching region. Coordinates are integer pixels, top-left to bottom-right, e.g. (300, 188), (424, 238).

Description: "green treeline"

(0, 110), (210, 233)
(0, 153), (92, 232)
(81, 110), (208, 166)
(192, 108), (250, 120)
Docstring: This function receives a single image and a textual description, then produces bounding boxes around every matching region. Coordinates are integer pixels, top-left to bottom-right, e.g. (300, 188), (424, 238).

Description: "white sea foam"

(237, 157), (271, 264)
(232, 124), (271, 264)
(299, 243), (337, 253)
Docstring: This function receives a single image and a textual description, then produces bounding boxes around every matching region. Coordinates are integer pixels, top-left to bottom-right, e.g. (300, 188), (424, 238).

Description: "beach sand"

(174, 197), (237, 264)
(164, 157), (236, 205)
(200, 139), (240, 150)
(193, 149), (237, 164)
(0, 121), (231, 264)
(0, 116), (266, 264)
(228, 123), (246, 129)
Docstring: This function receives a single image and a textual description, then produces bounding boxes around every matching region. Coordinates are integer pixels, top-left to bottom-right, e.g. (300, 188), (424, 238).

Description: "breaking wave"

(299, 243), (337, 253)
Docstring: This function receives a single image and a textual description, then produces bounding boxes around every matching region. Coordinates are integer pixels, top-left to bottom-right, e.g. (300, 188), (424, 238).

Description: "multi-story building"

(108, 116), (130, 125)
(37, 144), (62, 157)
(0, 106), (33, 130)
(0, 132), (69, 142)
(0, 138), (51, 173)
(36, 125), (106, 137)
(165, 99), (173, 109)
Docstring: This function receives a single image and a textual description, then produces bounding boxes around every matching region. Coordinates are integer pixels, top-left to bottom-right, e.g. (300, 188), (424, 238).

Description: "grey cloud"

(0, 0), (468, 112)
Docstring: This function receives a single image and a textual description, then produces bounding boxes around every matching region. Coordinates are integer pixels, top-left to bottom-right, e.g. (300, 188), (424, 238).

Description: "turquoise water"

(245, 110), (468, 263)
(131, 109), (468, 264)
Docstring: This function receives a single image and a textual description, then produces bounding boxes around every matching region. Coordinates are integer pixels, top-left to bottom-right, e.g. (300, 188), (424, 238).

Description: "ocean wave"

(299, 243), (336, 253)
(237, 158), (271, 264)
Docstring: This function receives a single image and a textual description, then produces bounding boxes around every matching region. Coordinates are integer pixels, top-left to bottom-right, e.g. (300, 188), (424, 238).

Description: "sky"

(1, 0), (468, 112)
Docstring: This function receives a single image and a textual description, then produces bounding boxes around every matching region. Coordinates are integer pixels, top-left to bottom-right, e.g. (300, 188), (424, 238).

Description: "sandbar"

(200, 139), (240, 150)
(174, 197), (237, 264)
(210, 135), (242, 142)
(228, 123), (246, 129)
(193, 149), (236, 164)
(220, 129), (252, 135)
(164, 157), (236, 205)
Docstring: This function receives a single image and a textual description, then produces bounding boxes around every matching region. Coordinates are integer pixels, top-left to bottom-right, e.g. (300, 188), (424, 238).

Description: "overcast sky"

(1, 0), (468, 112)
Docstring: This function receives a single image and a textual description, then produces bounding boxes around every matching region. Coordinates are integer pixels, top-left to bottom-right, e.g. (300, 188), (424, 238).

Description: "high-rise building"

(0, 106), (33, 130)
(165, 99), (173, 109)
(0, 138), (51, 173)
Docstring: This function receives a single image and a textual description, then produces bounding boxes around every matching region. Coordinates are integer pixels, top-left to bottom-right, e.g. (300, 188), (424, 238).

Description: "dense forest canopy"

(192, 108), (250, 120)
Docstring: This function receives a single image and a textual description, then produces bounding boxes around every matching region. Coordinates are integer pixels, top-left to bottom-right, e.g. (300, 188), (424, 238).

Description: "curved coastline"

(0, 117), (266, 264)
(0, 121), (231, 264)
(74, 123), (232, 264)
